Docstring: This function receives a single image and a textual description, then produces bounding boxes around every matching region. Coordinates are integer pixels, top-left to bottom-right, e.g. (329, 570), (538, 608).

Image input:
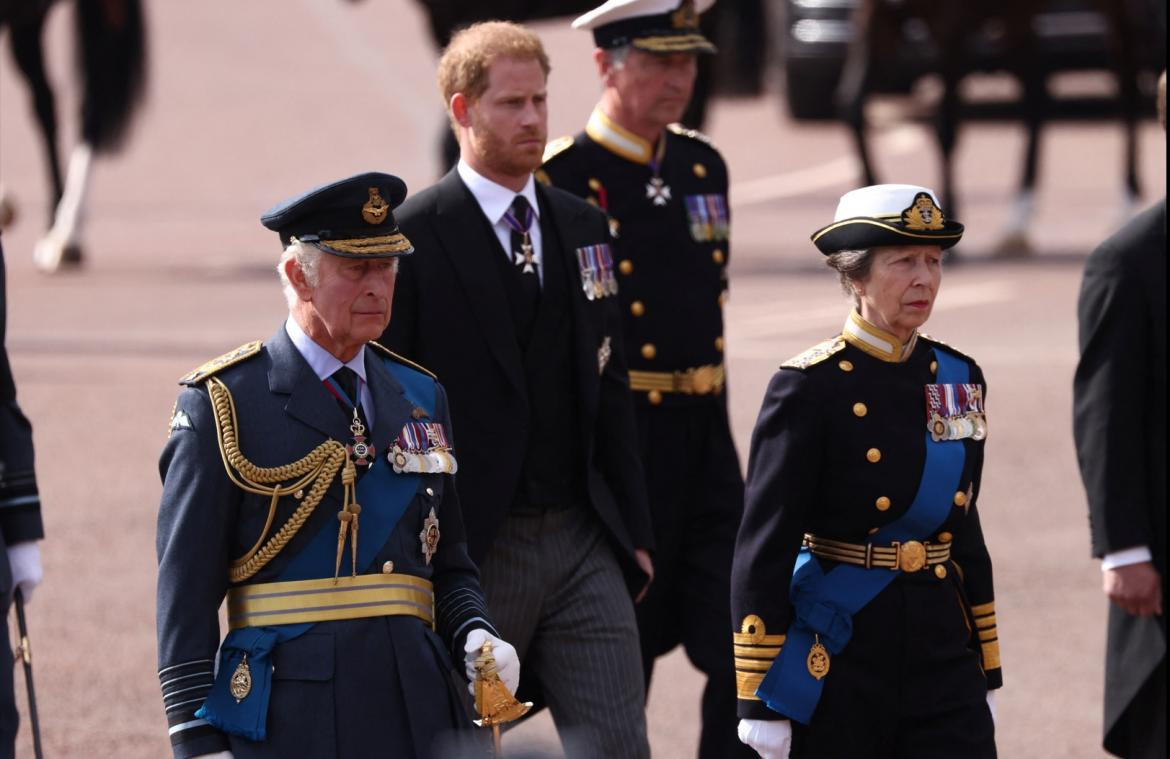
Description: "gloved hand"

(738, 718), (791, 759)
(464, 628), (520, 697)
(191, 752), (233, 759)
(8, 541), (43, 605)
(987, 689), (998, 730)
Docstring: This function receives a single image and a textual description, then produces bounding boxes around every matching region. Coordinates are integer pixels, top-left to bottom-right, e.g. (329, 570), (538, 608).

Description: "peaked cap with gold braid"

(572, 0), (717, 54)
(811, 184), (964, 254)
(261, 171), (414, 258)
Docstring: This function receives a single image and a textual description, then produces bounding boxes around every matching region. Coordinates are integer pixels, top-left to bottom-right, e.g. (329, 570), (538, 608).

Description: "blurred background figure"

(0, 236), (46, 759)
(1072, 70), (1166, 759)
(0, 0), (146, 273)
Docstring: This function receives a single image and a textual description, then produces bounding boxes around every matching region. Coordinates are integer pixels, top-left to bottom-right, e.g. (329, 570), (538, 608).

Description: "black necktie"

(330, 367), (368, 426)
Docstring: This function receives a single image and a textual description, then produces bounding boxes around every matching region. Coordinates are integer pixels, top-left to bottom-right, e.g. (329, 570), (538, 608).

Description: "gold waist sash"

(628, 363), (725, 395)
(226, 573), (434, 630)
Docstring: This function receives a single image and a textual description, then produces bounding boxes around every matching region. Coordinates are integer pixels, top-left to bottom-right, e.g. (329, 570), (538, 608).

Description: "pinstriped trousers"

(478, 506), (651, 759)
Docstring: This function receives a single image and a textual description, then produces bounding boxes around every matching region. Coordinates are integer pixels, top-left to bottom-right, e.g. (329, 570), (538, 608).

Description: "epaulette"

(179, 340), (262, 385)
(368, 341), (437, 379)
(542, 135), (575, 164)
(667, 123), (716, 148)
(918, 332), (976, 365)
(781, 336), (846, 371)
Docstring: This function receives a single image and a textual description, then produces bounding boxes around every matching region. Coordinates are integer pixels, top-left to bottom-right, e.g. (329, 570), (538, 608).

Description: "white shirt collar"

(457, 159), (540, 227)
(284, 316), (368, 385)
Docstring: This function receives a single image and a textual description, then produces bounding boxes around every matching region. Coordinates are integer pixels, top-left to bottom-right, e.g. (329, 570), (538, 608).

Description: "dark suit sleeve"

(731, 368), (824, 720)
(430, 381), (500, 664)
(1073, 237), (1154, 557)
(385, 243), (421, 358)
(156, 385), (235, 758)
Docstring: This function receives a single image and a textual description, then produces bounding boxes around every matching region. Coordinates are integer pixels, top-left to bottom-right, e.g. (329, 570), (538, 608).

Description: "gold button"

(647, 389), (663, 405)
(619, 259), (633, 275)
(718, 290), (729, 307)
(630, 300), (645, 317)
(839, 360), (854, 372)
(641, 343), (656, 360)
(853, 403), (867, 417)
(714, 336), (724, 352)
(588, 177), (601, 191)
(875, 496), (891, 511)
(382, 561), (395, 574)
(953, 491), (968, 507)
(294, 489), (305, 500)
(866, 448), (882, 463)
(712, 249), (725, 264)
(934, 564), (948, 579)
(938, 532), (953, 542)
(693, 162), (707, 178)
(930, 360), (938, 374)
(426, 487), (434, 497)
(868, 527), (879, 535)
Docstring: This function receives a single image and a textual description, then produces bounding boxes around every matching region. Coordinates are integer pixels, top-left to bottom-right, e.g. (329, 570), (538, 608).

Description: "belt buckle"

(691, 365), (716, 395)
(894, 540), (927, 572)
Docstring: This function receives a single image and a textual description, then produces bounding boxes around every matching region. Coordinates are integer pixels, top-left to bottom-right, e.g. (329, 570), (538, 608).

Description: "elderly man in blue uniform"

(540, 2), (749, 757)
(1, 237), (46, 759)
(155, 173), (518, 759)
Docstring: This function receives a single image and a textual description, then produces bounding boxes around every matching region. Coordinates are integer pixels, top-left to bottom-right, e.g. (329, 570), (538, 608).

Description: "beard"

(470, 123), (545, 178)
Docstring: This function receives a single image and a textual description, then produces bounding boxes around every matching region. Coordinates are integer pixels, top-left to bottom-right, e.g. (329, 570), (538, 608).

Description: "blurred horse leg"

(1099, 0), (1142, 227)
(8, 4), (64, 225)
(32, 143), (91, 272)
(836, 0), (882, 186)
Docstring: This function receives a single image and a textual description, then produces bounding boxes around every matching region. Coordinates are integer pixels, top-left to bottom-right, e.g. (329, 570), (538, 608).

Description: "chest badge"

(925, 382), (986, 442)
(807, 635), (830, 680)
(645, 177), (672, 207)
(346, 410), (376, 467)
(230, 654), (252, 702)
(419, 506), (441, 565)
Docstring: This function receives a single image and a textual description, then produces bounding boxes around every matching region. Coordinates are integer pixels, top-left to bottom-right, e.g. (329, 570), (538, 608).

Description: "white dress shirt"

(456, 159), (544, 285)
(285, 317), (375, 429)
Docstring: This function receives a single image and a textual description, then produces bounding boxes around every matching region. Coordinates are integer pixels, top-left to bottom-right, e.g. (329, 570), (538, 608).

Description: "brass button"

(588, 177), (601, 191)
(712, 249), (725, 265)
(953, 491), (968, 507)
(930, 360), (938, 374)
(866, 448), (882, 463)
(647, 389), (663, 405)
(714, 336), (724, 352)
(693, 162), (707, 178)
(875, 496), (891, 511)
(619, 259), (633, 275)
(853, 403), (867, 417)
(382, 561), (395, 574)
(838, 360), (854, 372)
(425, 487), (434, 497)
(718, 290), (729, 307)
(641, 343), (657, 360)
(294, 489), (305, 500)
(934, 564), (948, 579)
(630, 300), (645, 317)
(938, 531), (953, 543)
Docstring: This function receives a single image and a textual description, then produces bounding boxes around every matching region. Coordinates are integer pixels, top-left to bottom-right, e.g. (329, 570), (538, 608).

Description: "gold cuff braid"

(734, 615), (784, 701)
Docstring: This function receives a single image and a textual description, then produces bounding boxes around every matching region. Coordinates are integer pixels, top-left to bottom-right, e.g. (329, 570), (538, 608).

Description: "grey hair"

(277, 240), (324, 309)
(824, 249), (873, 308)
(604, 44), (633, 69)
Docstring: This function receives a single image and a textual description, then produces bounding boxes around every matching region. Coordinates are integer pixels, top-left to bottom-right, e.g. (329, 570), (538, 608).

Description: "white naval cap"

(811, 184), (965, 254)
(572, 0), (717, 54)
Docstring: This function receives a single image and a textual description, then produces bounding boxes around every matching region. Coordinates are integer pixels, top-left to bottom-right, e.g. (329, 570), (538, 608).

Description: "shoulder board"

(781, 336), (846, 371)
(179, 340), (262, 385)
(667, 123), (715, 147)
(367, 341), (437, 379)
(542, 135), (575, 164)
(917, 333), (976, 364)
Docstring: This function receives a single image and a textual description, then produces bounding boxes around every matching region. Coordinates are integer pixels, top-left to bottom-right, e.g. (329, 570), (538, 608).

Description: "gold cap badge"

(671, 0), (697, 29)
(362, 187), (389, 225)
(901, 191), (945, 231)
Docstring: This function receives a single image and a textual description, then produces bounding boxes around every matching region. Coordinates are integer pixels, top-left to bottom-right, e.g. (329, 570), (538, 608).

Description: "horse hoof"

(991, 233), (1034, 258)
(33, 235), (83, 273)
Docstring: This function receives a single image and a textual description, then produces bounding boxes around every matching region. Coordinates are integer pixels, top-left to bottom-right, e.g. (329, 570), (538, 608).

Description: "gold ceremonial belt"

(226, 573), (434, 630)
(628, 364), (725, 395)
(803, 534), (950, 573)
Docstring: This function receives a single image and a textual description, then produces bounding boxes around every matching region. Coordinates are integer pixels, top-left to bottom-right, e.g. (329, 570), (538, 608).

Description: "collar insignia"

(901, 192), (945, 231)
(362, 187), (389, 225)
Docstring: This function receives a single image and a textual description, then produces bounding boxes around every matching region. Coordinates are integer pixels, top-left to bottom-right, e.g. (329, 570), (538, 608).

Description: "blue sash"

(197, 358), (435, 740)
(755, 348), (969, 724)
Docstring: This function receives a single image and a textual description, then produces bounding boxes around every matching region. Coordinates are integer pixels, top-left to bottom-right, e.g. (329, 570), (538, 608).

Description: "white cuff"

(1102, 546), (1153, 570)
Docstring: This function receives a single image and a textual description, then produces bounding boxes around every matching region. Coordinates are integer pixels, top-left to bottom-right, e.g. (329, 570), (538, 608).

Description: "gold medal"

(230, 654), (252, 702)
(806, 635), (830, 680)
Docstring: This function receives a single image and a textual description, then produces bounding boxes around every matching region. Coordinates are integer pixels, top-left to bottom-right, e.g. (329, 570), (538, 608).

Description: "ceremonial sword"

(13, 588), (44, 759)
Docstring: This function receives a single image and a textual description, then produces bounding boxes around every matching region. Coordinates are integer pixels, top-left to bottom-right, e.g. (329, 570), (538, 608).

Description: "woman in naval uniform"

(730, 184), (1002, 759)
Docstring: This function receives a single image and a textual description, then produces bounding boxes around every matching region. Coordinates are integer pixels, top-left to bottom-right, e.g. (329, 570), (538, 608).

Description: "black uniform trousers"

(633, 400), (752, 759)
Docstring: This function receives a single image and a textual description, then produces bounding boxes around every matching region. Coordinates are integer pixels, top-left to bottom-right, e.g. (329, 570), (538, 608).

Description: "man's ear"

(284, 257), (314, 302)
(450, 93), (474, 129)
(594, 48), (614, 83)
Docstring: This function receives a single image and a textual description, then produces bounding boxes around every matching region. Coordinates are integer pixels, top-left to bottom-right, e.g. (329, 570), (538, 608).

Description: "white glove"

(8, 541), (43, 605)
(463, 628), (520, 697)
(738, 718), (792, 759)
(986, 690), (998, 730)
(190, 752), (233, 759)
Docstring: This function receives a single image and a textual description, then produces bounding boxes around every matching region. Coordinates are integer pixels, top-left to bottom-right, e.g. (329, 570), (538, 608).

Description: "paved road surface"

(1, 1), (1164, 756)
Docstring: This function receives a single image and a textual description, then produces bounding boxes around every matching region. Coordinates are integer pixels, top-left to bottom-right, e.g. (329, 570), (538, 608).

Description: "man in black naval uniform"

(381, 21), (655, 759)
(1, 238), (46, 759)
(155, 173), (518, 759)
(1073, 71), (1166, 759)
(540, 2), (750, 757)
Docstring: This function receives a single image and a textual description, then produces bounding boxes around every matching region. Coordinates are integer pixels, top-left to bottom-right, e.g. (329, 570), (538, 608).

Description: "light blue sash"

(197, 358), (434, 740)
(755, 348), (968, 724)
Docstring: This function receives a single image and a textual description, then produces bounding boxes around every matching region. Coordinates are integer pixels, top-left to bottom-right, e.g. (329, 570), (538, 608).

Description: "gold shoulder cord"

(207, 377), (357, 582)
